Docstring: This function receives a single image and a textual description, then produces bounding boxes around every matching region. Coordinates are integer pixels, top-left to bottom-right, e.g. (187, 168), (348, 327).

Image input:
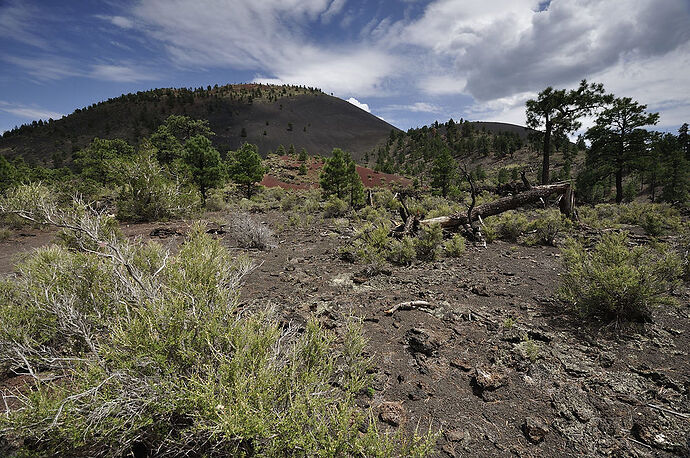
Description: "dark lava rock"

(522, 417), (549, 444)
(379, 401), (405, 427)
(406, 328), (440, 356)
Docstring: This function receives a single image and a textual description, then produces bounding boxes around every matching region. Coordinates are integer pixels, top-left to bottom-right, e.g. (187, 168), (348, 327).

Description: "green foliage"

(0, 207), (434, 456)
(114, 150), (201, 221)
(430, 147), (456, 197)
(584, 97), (659, 203)
(443, 233), (466, 257)
(183, 135), (225, 200)
(526, 80), (609, 184)
(578, 202), (682, 235)
(484, 210), (529, 242)
(414, 224), (443, 261)
(320, 148), (365, 207)
(559, 232), (681, 322)
(148, 114), (211, 164)
(73, 138), (134, 184)
(227, 142), (266, 198)
(323, 195), (350, 218)
(388, 237), (416, 266)
(518, 337), (540, 363)
(526, 209), (573, 246)
(0, 155), (18, 191)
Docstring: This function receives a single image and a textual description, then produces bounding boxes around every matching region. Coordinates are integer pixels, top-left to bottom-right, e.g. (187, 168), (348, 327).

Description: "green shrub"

(559, 232), (681, 322)
(114, 153), (201, 221)
(388, 237), (416, 265)
(0, 206), (434, 457)
(0, 226), (12, 241)
(443, 234), (466, 257)
(415, 224), (443, 261)
(527, 209), (573, 246)
(204, 188), (227, 212)
(372, 188), (401, 212)
(357, 205), (389, 225)
(323, 195), (349, 218)
(483, 211), (528, 243)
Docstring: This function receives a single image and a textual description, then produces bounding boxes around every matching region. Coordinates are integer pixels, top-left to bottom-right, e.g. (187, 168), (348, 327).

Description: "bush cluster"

(559, 232), (681, 322)
(0, 203), (434, 456)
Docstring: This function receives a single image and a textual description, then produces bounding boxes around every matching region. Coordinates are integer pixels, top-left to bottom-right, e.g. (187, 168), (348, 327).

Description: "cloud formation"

(0, 101), (63, 121)
(346, 97), (370, 112)
(1, 0), (688, 130)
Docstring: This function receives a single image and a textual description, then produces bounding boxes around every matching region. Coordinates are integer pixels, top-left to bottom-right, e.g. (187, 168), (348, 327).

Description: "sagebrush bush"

(483, 211), (528, 243)
(443, 233), (466, 257)
(323, 195), (349, 218)
(0, 202), (434, 457)
(388, 237), (416, 265)
(415, 224), (443, 261)
(114, 153), (201, 221)
(527, 209), (573, 246)
(559, 232), (681, 322)
(228, 212), (276, 250)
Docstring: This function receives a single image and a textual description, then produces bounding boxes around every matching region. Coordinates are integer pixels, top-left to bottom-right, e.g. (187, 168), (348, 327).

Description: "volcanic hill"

(0, 84), (398, 165)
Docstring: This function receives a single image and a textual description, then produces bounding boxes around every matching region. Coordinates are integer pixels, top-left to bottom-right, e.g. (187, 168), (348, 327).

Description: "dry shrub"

(228, 212), (276, 250)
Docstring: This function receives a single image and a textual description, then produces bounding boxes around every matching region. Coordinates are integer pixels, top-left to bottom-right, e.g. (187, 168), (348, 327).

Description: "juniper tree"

(430, 147), (456, 197)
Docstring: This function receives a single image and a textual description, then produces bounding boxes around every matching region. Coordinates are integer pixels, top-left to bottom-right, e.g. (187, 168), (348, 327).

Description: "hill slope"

(0, 84), (398, 164)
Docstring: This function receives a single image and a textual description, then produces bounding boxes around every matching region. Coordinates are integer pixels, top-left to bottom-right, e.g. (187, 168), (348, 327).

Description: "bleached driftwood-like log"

(394, 182), (574, 233)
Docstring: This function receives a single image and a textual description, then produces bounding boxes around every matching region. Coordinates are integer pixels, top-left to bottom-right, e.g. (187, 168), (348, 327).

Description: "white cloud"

(382, 102), (444, 113)
(347, 97), (370, 112)
(0, 101), (63, 121)
(418, 75), (467, 96)
(3, 55), (81, 80)
(95, 14), (135, 29)
(0, 1), (49, 48)
(89, 64), (158, 82)
(129, 0), (399, 96)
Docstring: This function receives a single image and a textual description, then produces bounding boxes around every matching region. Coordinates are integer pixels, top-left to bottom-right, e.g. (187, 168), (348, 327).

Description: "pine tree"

(319, 148), (364, 207)
(584, 97), (659, 203)
(430, 147), (456, 197)
(183, 135), (225, 201)
(227, 143), (266, 198)
(526, 80), (610, 184)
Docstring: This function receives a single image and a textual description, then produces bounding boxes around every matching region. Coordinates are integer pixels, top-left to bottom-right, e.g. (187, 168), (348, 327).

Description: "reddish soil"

(260, 174), (316, 190)
(262, 155), (411, 190)
(1, 214), (688, 456)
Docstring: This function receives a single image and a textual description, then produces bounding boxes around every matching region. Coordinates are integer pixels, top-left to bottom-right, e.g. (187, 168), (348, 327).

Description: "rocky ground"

(1, 211), (689, 457)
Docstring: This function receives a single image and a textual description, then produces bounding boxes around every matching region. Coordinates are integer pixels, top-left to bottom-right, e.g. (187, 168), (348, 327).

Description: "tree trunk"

(615, 166), (623, 203)
(541, 122), (552, 185)
(394, 183), (573, 232)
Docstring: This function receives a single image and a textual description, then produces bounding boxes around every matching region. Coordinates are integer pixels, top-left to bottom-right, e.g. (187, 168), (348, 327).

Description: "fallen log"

(394, 182), (574, 233)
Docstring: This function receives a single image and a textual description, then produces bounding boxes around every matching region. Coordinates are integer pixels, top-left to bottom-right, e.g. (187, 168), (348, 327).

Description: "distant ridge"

(0, 84), (398, 165)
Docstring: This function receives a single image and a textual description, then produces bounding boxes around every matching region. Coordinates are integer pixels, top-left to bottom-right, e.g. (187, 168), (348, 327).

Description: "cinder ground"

(1, 212), (688, 457)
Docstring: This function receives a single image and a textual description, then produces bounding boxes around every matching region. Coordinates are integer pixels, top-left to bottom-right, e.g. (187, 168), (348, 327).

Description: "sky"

(1, 0), (689, 135)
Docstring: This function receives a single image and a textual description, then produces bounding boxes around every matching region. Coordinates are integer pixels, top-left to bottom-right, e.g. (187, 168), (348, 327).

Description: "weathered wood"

(394, 182), (573, 232)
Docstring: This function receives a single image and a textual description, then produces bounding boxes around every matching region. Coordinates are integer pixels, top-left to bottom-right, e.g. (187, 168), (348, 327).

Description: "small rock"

(406, 328), (440, 356)
(473, 365), (507, 391)
(471, 285), (490, 297)
(379, 401), (405, 427)
(522, 417), (549, 444)
(444, 428), (467, 442)
(449, 358), (472, 372)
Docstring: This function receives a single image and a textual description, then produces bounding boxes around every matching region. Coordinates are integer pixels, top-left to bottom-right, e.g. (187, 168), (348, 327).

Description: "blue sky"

(1, 0), (689, 134)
